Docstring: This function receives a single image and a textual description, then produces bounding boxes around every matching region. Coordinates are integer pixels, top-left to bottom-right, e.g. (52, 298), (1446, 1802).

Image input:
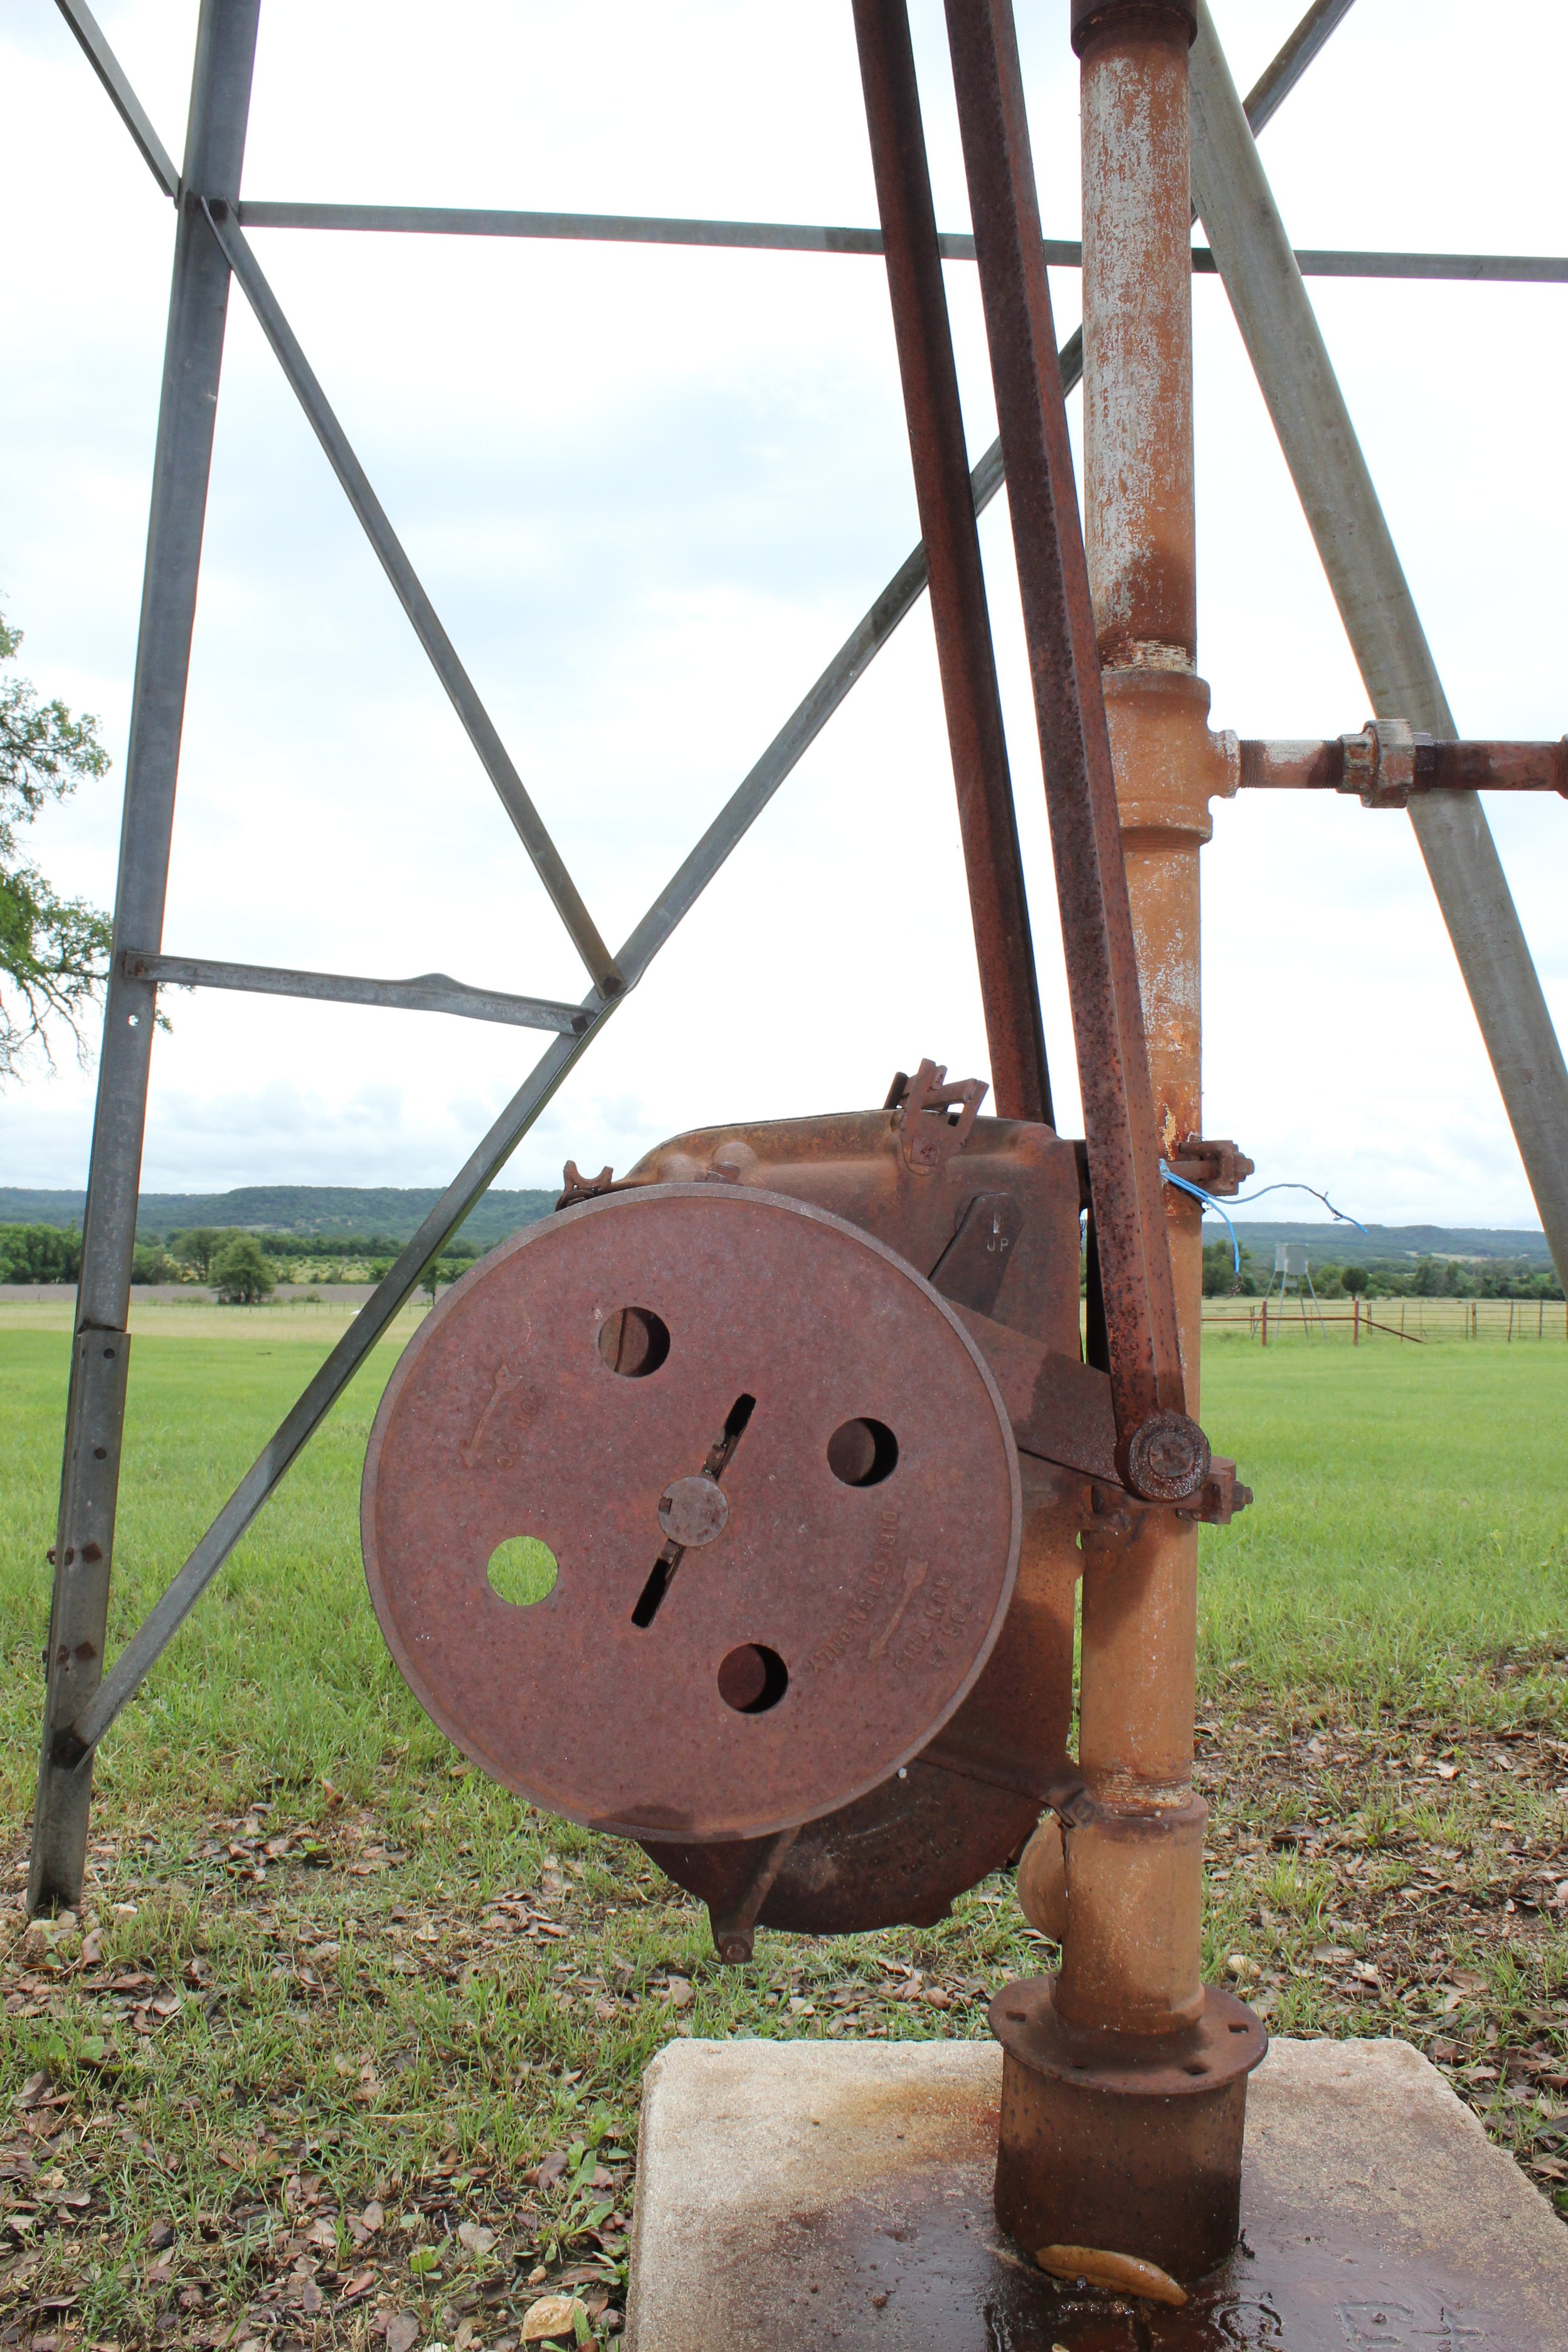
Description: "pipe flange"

(992, 1973), (1267, 2099)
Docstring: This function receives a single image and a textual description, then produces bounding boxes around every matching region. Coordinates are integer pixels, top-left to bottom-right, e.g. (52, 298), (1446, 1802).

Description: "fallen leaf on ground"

(523, 2294), (588, 2342)
(386, 2314), (420, 2352)
(1036, 2243), (1187, 2307)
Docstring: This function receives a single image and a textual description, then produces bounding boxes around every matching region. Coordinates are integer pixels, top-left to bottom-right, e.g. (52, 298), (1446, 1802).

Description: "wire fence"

(1200, 1295), (1568, 1345)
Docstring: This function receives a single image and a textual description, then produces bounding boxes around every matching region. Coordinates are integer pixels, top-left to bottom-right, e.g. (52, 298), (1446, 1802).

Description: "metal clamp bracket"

(556, 1161), (615, 1210)
(1163, 1135), (1254, 1196)
(893, 1058), (989, 1170)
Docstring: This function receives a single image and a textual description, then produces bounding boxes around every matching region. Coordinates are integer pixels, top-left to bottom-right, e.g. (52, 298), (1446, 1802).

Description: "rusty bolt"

(1177, 1457), (1254, 1527)
(1124, 1411), (1210, 1503)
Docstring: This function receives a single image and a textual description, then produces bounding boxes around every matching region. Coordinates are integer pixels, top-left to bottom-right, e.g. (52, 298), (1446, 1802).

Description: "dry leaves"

(523, 2291), (588, 2341)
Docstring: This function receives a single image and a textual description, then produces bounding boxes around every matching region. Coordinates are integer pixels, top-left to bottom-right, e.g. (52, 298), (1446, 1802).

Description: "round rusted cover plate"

(361, 1184), (1022, 1841)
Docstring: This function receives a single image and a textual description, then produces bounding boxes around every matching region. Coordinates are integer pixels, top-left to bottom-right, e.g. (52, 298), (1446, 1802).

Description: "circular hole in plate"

(1184, 2062), (1209, 2077)
(1070, 2060), (1089, 2071)
(1004, 2010), (1027, 2023)
(1229, 2021), (1249, 2033)
(487, 1537), (559, 1606)
(718, 1643), (789, 1715)
(826, 1417), (898, 1487)
(598, 1306), (670, 1377)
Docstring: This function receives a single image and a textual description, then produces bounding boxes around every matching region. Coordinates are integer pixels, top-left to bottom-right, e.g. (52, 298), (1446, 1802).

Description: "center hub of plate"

(658, 1473), (729, 1547)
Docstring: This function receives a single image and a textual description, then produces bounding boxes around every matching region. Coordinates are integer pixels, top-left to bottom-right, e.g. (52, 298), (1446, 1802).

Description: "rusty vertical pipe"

(944, 0), (1263, 2272)
(1066, 0), (1219, 2051)
(1078, 0), (1232, 1385)
(1079, 0), (1197, 673)
(850, 0), (1052, 1127)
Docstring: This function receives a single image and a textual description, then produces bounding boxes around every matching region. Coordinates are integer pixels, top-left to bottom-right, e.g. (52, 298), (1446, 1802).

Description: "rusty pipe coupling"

(1071, 0), (1197, 54)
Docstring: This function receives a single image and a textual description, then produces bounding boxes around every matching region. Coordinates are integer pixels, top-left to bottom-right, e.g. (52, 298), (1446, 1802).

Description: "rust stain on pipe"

(1081, 4), (1198, 667)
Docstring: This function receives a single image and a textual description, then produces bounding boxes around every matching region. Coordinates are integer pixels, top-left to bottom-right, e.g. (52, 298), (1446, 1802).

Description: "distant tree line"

(1, 1220), (488, 1304)
(1200, 1241), (1561, 1301)
(0, 1222), (82, 1283)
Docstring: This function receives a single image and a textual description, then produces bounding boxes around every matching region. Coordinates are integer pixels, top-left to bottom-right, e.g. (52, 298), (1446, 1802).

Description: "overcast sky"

(2, 0), (1564, 1226)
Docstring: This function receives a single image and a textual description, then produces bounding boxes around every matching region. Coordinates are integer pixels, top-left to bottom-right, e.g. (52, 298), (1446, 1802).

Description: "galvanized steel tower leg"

(1189, 0), (1568, 1288)
(28, 0), (262, 1915)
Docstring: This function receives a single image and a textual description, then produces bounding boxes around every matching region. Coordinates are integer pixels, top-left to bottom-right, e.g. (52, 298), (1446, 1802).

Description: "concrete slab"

(626, 2034), (1567, 2351)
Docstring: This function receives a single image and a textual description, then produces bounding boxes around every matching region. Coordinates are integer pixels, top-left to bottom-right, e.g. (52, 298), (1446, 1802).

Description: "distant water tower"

(1263, 1241), (1328, 1334)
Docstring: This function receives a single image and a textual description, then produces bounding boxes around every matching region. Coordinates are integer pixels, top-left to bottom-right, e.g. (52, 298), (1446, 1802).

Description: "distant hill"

(0, 1185), (558, 1247)
(3, 1189), (1552, 1267)
(1202, 1219), (1554, 1267)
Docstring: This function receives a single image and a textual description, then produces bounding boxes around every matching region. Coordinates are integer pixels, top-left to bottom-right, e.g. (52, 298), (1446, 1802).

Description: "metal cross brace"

(231, 203), (1568, 288)
(26, 0), (1359, 1910)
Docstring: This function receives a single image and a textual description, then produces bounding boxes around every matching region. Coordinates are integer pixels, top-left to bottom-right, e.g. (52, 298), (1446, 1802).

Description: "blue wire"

(1229, 1180), (1368, 1233)
(1156, 1167), (1368, 1276)
(1160, 1161), (1240, 1270)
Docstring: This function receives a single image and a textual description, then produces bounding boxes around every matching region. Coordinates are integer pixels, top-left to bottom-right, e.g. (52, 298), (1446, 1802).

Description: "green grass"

(4, 1324), (1563, 1818)
(1, 1315), (1565, 2344)
(0, 1328), (415, 1823)
(1197, 1334), (1568, 1715)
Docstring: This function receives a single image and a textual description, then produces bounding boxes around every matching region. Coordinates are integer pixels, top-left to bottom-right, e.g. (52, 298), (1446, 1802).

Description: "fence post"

(1261, 1300), (1268, 1348)
(1352, 1295), (1359, 1347)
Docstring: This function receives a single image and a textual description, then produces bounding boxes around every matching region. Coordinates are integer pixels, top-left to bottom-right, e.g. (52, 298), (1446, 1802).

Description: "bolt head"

(1125, 1411), (1210, 1503)
(657, 1474), (729, 1547)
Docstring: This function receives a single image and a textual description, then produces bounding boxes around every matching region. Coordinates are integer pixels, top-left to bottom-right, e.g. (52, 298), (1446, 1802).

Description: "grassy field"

(2, 1306), (1566, 2350)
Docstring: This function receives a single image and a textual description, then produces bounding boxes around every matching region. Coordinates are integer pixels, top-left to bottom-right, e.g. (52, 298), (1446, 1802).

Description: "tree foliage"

(169, 1227), (228, 1280)
(0, 1221), (83, 1283)
(211, 1233), (277, 1304)
(1, 611), (114, 1081)
(1202, 1240), (1259, 1296)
